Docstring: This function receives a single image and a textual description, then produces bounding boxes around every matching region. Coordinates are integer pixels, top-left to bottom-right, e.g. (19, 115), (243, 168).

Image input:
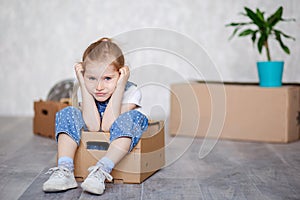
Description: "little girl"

(43, 37), (148, 195)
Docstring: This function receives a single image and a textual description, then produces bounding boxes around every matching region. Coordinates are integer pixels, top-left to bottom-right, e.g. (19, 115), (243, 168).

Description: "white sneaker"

(81, 165), (113, 195)
(43, 166), (78, 192)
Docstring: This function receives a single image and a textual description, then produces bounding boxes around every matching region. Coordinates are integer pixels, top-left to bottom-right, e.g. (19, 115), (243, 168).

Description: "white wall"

(0, 0), (299, 116)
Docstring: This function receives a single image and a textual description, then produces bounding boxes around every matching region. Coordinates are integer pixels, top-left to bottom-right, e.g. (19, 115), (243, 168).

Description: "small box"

(33, 100), (70, 138)
(169, 82), (300, 143)
(74, 121), (165, 184)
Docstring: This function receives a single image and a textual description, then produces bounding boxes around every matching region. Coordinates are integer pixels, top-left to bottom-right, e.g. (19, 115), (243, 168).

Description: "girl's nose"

(96, 81), (104, 90)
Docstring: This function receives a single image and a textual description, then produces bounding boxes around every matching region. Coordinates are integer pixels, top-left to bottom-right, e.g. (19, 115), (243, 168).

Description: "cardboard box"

(74, 121), (165, 184)
(169, 82), (300, 143)
(33, 100), (70, 138)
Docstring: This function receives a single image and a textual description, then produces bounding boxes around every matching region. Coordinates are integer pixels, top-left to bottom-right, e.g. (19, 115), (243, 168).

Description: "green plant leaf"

(228, 27), (240, 40)
(244, 7), (265, 28)
(273, 29), (296, 40)
(226, 22), (241, 27)
(256, 8), (265, 21)
(238, 12), (247, 17)
(238, 29), (255, 37)
(267, 6), (283, 28)
(257, 34), (266, 54)
(225, 22), (253, 27)
(275, 30), (291, 54)
(251, 31), (258, 44)
(281, 18), (296, 22)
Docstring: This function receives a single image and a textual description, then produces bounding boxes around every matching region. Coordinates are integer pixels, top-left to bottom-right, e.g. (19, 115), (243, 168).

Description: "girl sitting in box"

(43, 37), (148, 195)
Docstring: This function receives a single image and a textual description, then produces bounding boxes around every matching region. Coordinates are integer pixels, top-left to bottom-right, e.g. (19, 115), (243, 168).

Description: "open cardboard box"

(74, 121), (165, 184)
(33, 99), (70, 139)
(169, 82), (300, 143)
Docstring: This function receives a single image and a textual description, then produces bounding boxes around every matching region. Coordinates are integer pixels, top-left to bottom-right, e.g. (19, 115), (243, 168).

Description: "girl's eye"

(104, 77), (111, 81)
(88, 77), (96, 81)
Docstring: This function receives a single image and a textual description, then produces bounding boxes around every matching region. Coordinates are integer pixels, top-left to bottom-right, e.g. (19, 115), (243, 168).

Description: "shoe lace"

(45, 166), (71, 178)
(87, 166), (113, 182)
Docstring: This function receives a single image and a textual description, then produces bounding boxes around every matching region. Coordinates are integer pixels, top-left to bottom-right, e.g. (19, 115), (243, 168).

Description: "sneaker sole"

(43, 182), (78, 192)
(81, 182), (104, 195)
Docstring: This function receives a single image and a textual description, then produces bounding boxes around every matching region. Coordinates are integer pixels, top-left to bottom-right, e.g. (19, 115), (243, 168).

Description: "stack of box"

(169, 82), (300, 143)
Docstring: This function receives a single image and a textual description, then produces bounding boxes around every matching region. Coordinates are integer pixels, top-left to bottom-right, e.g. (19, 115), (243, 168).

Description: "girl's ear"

(80, 61), (85, 75)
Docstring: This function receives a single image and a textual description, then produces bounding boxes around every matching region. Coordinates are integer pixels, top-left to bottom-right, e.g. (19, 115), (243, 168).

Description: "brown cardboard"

(33, 100), (69, 138)
(169, 82), (300, 143)
(74, 121), (165, 184)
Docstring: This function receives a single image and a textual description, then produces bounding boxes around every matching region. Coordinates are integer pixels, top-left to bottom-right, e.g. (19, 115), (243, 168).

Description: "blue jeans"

(55, 106), (148, 151)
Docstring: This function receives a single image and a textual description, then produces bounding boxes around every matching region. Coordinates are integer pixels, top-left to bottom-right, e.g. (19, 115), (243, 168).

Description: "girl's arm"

(101, 66), (133, 132)
(75, 63), (101, 131)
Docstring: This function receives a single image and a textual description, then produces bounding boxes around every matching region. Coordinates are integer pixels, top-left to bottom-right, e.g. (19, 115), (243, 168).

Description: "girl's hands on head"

(117, 66), (130, 87)
(74, 62), (85, 86)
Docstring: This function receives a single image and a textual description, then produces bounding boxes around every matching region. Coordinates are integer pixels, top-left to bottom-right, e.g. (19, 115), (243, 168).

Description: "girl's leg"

(55, 106), (85, 171)
(58, 133), (78, 159)
(56, 133), (78, 172)
(43, 106), (85, 192)
(94, 137), (131, 173)
(97, 110), (148, 173)
(104, 137), (131, 164)
(81, 110), (148, 195)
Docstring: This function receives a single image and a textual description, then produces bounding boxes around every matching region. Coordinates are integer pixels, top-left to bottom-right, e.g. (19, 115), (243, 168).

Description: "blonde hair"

(82, 37), (124, 70)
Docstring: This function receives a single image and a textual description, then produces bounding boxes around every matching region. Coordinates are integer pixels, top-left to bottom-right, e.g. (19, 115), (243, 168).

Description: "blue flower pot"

(257, 61), (284, 87)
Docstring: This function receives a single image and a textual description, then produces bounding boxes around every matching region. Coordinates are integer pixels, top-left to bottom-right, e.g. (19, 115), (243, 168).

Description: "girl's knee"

(56, 106), (83, 125)
(55, 106), (84, 145)
(117, 110), (148, 123)
(56, 131), (81, 146)
(109, 110), (149, 151)
(57, 106), (81, 116)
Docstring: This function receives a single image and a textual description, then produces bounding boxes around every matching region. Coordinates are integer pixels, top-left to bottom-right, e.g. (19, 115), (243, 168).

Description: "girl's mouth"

(95, 92), (106, 96)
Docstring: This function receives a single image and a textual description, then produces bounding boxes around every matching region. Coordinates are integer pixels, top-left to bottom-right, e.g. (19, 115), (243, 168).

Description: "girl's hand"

(74, 62), (85, 86)
(117, 66), (130, 87)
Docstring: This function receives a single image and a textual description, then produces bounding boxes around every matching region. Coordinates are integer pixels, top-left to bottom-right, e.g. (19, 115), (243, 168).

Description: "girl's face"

(83, 60), (120, 102)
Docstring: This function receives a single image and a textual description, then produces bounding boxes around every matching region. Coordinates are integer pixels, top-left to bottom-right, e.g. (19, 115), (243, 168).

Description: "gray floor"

(1, 117), (300, 200)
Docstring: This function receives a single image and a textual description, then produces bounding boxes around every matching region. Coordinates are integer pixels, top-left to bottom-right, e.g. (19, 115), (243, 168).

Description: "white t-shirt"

(122, 84), (142, 107)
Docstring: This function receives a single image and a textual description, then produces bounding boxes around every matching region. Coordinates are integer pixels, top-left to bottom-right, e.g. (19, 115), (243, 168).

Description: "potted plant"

(226, 6), (295, 87)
